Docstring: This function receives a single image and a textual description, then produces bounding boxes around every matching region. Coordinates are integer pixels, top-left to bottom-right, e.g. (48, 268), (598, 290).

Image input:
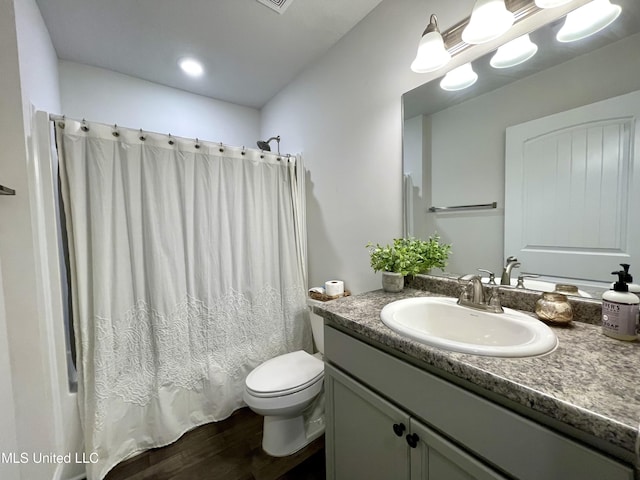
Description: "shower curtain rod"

(48, 114), (295, 160)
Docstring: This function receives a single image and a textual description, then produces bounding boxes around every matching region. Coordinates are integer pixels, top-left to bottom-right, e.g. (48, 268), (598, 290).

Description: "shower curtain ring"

(81, 119), (89, 132)
(112, 124), (120, 137)
(219, 142), (224, 153)
(168, 134), (174, 146)
(241, 146), (246, 155)
(195, 138), (201, 149)
(139, 129), (146, 141)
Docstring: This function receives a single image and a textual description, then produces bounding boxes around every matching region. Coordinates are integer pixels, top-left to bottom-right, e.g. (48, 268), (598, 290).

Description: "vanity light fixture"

(534, 0), (573, 8)
(461, 0), (515, 45)
(440, 63), (478, 91)
(490, 33), (538, 68)
(178, 57), (204, 77)
(411, 14), (452, 73)
(556, 0), (622, 43)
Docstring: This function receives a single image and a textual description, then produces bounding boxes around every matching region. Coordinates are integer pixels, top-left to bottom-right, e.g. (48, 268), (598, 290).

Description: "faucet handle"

(505, 255), (518, 265)
(516, 274), (539, 289)
(477, 269), (496, 284)
(457, 273), (479, 283)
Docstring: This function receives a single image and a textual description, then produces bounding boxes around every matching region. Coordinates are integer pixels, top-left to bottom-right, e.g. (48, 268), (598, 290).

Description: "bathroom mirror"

(402, 0), (640, 297)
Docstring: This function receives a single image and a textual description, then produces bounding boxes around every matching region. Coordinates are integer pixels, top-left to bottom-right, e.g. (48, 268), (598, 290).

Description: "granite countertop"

(312, 287), (640, 462)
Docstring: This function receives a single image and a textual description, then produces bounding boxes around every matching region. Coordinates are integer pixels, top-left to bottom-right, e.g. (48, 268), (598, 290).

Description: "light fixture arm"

(411, 13), (452, 73)
(422, 14), (441, 36)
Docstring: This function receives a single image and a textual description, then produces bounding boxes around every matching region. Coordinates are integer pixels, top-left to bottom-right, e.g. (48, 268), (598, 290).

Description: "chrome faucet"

(457, 274), (504, 313)
(500, 256), (521, 286)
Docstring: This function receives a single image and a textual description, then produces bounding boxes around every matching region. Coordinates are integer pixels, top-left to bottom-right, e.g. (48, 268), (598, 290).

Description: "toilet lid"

(246, 350), (324, 398)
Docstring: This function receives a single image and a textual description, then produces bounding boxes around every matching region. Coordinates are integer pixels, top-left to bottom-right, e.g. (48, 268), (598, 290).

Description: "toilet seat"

(246, 350), (324, 398)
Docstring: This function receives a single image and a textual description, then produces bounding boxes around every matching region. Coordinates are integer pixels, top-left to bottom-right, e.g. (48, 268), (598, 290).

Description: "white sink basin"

(380, 297), (557, 357)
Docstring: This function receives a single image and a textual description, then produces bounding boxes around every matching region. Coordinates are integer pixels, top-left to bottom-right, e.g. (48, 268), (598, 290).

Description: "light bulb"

(440, 63), (478, 91)
(411, 15), (451, 73)
(462, 0), (514, 45)
(557, 0), (621, 43)
(535, 0), (573, 8)
(490, 34), (538, 68)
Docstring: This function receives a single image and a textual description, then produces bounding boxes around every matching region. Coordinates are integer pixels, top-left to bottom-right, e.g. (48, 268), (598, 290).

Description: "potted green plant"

(366, 235), (452, 292)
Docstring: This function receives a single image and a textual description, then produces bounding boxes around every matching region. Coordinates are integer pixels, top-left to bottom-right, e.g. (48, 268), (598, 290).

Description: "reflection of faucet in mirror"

(516, 274), (539, 289)
(458, 274), (503, 313)
(500, 256), (520, 286)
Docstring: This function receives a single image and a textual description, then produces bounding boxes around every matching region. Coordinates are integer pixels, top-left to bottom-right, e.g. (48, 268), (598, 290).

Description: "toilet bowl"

(243, 312), (325, 457)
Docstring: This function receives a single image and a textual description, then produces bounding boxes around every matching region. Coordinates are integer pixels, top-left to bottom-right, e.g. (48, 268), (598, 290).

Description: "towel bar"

(0, 185), (16, 195)
(428, 201), (497, 213)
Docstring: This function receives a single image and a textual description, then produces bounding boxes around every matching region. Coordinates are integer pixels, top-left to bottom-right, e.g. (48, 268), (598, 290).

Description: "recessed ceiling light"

(178, 57), (204, 77)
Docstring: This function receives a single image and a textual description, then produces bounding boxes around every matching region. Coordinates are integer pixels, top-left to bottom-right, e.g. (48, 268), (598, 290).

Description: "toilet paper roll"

(325, 280), (345, 297)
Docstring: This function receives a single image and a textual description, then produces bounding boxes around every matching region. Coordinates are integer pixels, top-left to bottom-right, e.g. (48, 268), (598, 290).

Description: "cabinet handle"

(392, 423), (406, 437)
(406, 433), (419, 448)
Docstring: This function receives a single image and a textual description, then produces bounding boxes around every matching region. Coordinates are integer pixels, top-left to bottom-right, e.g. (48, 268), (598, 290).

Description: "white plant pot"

(382, 272), (404, 293)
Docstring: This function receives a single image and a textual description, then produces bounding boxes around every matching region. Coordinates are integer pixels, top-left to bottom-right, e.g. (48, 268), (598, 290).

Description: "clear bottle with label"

(620, 263), (640, 298)
(602, 270), (639, 341)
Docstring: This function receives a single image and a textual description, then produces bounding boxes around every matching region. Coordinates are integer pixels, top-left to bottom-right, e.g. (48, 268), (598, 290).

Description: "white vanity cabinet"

(327, 364), (507, 480)
(324, 325), (634, 480)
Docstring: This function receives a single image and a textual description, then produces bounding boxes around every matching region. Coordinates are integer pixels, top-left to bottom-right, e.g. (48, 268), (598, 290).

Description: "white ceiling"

(36, 0), (384, 109)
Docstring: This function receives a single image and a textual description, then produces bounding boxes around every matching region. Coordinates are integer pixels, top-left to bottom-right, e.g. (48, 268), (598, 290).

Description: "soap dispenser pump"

(602, 270), (639, 341)
(620, 263), (640, 299)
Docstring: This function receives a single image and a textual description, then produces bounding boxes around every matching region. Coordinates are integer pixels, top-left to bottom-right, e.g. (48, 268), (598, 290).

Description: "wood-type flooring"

(103, 407), (325, 480)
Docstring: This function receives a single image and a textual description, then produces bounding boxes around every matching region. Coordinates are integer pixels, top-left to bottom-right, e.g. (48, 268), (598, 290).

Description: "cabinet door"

(409, 419), (507, 480)
(325, 364), (410, 480)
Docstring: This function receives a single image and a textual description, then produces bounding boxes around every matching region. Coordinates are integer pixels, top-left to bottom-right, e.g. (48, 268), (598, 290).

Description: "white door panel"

(505, 90), (640, 282)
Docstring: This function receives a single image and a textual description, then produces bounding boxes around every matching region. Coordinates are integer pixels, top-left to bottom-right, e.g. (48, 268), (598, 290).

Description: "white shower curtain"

(55, 118), (311, 480)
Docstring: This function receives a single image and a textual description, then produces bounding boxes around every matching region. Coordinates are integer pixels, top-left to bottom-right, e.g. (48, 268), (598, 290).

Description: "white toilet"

(243, 312), (325, 457)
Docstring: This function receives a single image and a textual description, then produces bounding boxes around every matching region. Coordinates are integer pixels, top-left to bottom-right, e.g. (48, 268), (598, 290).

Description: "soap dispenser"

(602, 270), (639, 341)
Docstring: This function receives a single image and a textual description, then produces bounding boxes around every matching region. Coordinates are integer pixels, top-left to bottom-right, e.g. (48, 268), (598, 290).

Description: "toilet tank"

(309, 311), (324, 354)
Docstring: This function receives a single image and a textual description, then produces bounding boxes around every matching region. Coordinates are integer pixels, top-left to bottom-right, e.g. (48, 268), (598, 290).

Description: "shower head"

(257, 135), (280, 152)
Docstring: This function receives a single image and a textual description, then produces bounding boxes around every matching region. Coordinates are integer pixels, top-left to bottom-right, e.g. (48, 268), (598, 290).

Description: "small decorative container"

(382, 272), (404, 293)
(554, 284), (579, 296)
(535, 292), (573, 325)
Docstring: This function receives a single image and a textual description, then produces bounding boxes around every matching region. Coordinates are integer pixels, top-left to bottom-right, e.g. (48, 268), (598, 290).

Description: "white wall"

(0, 260), (19, 479)
(15, 0), (60, 115)
(260, 0), (476, 294)
(0, 0), (65, 478)
(403, 115), (435, 241)
(59, 61), (261, 147)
